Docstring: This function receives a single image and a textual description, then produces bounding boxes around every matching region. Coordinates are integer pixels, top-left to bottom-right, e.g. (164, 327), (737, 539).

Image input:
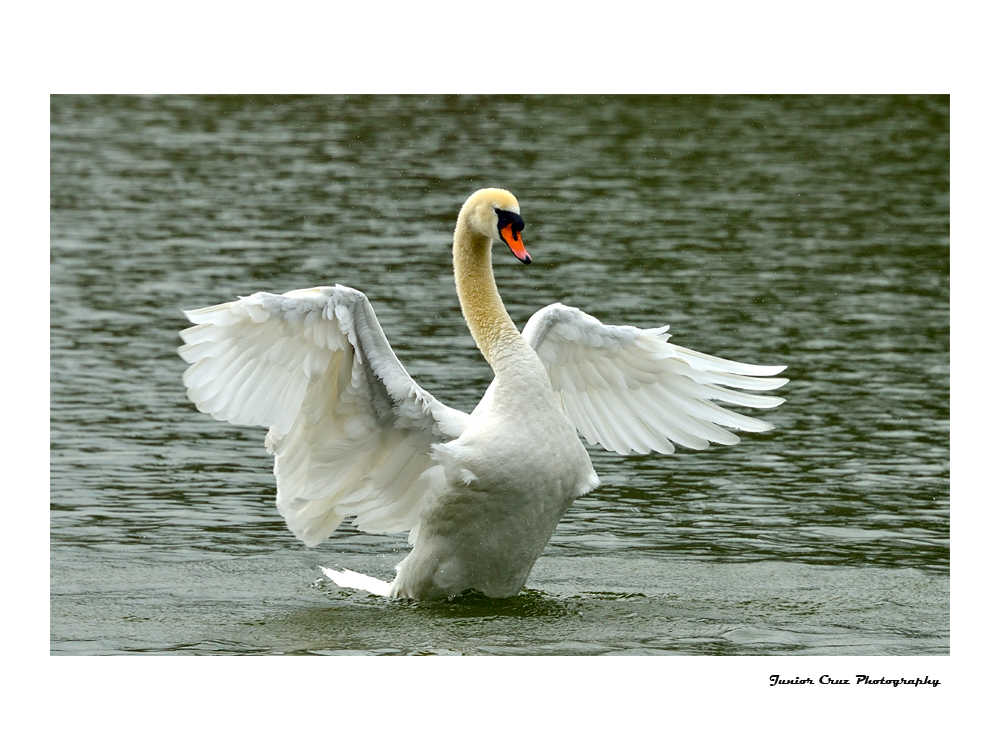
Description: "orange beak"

(501, 224), (531, 264)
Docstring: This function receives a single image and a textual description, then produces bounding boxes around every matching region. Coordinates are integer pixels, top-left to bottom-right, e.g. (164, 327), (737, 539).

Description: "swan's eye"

(495, 208), (525, 237)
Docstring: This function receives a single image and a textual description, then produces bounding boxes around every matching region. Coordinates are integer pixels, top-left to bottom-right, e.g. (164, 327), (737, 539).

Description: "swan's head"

(459, 188), (531, 264)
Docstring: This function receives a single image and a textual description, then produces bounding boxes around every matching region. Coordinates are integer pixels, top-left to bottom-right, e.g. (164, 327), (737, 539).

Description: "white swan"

(178, 188), (787, 600)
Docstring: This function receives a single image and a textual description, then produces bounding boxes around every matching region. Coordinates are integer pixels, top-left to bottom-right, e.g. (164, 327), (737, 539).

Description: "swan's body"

(179, 189), (787, 600)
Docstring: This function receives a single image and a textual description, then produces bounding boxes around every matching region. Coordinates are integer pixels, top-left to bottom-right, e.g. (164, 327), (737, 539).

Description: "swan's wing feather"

(523, 303), (787, 456)
(179, 285), (468, 546)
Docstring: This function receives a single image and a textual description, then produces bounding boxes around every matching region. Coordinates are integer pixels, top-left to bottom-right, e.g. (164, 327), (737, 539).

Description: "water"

(50, 95), (949, 655)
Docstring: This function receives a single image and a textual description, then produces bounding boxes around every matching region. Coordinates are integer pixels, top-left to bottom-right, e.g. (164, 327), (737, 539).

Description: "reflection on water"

(51, 96), (949, 654)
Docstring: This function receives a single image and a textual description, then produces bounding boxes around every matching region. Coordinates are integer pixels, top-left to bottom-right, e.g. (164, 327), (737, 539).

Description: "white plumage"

(179, 188), (787, 599)
(181, 286), (466, 548)
(522, 303), (786, 455)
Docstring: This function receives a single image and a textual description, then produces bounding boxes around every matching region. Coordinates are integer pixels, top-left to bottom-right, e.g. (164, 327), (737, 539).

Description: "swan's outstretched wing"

(522, 303), (787, 455)
(179, 285), (468, 546)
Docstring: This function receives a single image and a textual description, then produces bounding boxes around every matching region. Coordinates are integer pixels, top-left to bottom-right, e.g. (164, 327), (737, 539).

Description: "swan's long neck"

(453, 219), (522, 372)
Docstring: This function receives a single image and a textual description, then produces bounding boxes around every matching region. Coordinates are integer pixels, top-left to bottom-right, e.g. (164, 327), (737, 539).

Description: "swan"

(178, 188), (787, 600)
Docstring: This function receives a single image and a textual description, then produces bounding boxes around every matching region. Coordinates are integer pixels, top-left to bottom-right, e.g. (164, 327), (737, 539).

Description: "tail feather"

(321, 566), (392, 597)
